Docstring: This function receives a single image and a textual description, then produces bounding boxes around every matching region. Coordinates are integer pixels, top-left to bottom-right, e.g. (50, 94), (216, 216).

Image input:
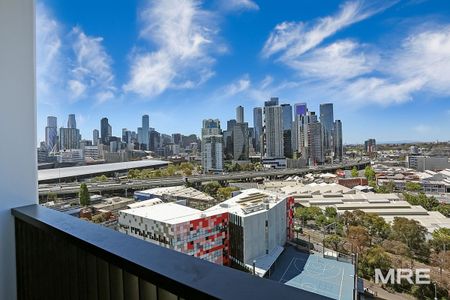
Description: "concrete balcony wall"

(0, 0), (37, 299)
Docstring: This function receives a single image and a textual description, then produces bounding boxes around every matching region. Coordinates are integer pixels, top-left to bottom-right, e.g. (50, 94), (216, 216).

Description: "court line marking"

(279, 258), (295, 283)
(338, 265), (345, 300)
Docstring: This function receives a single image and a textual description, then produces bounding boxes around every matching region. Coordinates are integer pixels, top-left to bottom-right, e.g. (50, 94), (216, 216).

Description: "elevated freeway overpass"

(39, 160), (370, 197)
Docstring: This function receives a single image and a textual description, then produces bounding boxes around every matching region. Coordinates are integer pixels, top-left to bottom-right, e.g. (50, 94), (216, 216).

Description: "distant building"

(172, 133), (182, 145)
(281, 104), (293, 158)
(201, 119), (223, 173)
(334, 120), (343, 161)
(264, 100), (284, 158)
(45, 116), (58, 152)
(364, 139), (376, 153)
(56, 149), (84, 164)
(236, 105), (244, 124)
(319, 103), (334, 154)
(59, 127), (80, 150)
(142, 115), (149, 150)
(253, 107), (263, 153)
(93, 129), (99, 146)
(100, 117), (110, 145)
(309, 122), (325, 165)
(406, 156), (450, 172)
(67, 114), (76, 129)
(202, 135), (223, 173)
(83, 146), (99, 160)
(233, 122), (249, 161)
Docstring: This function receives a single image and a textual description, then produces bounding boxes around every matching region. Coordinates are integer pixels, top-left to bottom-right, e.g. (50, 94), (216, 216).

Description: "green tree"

(430, 228), (450, 252)
(351, 166), (359, 178)
(358, 246), (392, 279)
(364, 166), (376, 181)
(217, 187), (239, 200)
(79, 183), (90, 206)
(295, 207), (323, 225)
(347, 225), (369, 253)
(95, 174), (108, 182)
(324, 207), (337, 219)
(203, 181), (221, 198)
(362, 213), (391, 245)
(390, 217), (429, 259)
(436, 204), (450, 217)
(323, 234), (343, 251)
(376, 181), (395, 193)
(405, 181), (422, 192)
(47, 192), (57, 202)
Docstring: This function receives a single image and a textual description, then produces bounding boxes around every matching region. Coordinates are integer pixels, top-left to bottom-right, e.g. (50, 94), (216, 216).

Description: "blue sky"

(37, 0), (450, 144)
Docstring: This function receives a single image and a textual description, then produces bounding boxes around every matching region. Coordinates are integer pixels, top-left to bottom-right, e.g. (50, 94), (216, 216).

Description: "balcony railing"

(12, 205), (328, 300)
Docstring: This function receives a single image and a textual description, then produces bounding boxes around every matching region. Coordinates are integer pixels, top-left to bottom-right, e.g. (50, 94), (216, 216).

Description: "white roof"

(38, 160), (168, 181)
(138, 186), (214, 202)
(126, 198), (163, 209)
(206, 188), (283, 217)
(121, 202), (224, 224)
(245, 245), (284, 277)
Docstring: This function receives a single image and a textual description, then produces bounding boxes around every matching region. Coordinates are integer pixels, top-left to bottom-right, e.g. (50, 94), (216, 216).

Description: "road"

(39, 161), (370, 196)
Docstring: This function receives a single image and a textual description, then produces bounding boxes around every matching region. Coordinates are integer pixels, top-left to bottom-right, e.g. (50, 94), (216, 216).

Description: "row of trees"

(201, 181), (239, 200)
(403, 192), (450, 217)
(223, 162), (263, 173)
(295, 207), (450, 297)
(128, 162), (197, 179)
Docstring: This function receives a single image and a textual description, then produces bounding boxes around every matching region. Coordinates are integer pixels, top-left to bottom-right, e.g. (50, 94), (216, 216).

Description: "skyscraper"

(236, 106), (244, 124)
(334, 120), (343, 161)
(281, 104), (293, 158)
(45, 116), (57, 151)
(100, 117), (110, 144)
(233, 123), (249, 161)
(281, 104), (292, 131)
(319, 103), (334, 154)
(263, 100), (284, 158)
(201, 119), (223, 173)
(309, 122), (325, 165)
(294, 103), (307, 117)
(202, 135), (223, 173)
(142, 115), (149, 150)
(67, 114), (76, 129)
(253, 107), (263, 153)
(93, 129), (99, 146)
(59, 127), (80, 150)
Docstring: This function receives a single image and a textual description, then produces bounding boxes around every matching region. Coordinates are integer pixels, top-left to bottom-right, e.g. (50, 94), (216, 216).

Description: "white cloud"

(290, 40), (378, 81)
(218, 0), (259, 12)
(223, 74), (251, 96)
(36, 3), (63, 103)
(69, 27), (116, 102)
(124, 0), (222, 97)
(262, 0), (396, 59)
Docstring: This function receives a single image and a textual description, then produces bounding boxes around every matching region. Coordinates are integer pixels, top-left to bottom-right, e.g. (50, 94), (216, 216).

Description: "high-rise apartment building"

(93, 129), (99, 146)
(281, 104), (293, 158)
(202, 135), (223, 173)
(67, 114), (76, 129)
(263, 100), (284, 158)
(236, 106), (244, 124)
(319, 103), (334, 154)
(233, 123), (249, 161)
(334, 120), (343, 161)
(365, 139), (376, 153)
(59, 127), (80, 150)
(201, 119), (223, 173)
(309, 122), (325, 165)
(100, 117), (110, 144)
(45, 116), (57, 152)
(253, 107), (263, 153)
(142, 115), (149, 150)
(172, 133), (182, 145)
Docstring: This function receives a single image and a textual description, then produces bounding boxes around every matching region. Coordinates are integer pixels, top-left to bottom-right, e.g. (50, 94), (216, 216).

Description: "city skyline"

(37, 0), (450, 144)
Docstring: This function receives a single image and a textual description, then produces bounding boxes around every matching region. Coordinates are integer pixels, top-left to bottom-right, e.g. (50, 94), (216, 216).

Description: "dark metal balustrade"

(12, 205), (329, 300)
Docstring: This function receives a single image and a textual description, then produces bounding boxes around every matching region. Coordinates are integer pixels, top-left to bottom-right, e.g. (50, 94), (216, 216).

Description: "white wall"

(0, 0), (37, 299)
